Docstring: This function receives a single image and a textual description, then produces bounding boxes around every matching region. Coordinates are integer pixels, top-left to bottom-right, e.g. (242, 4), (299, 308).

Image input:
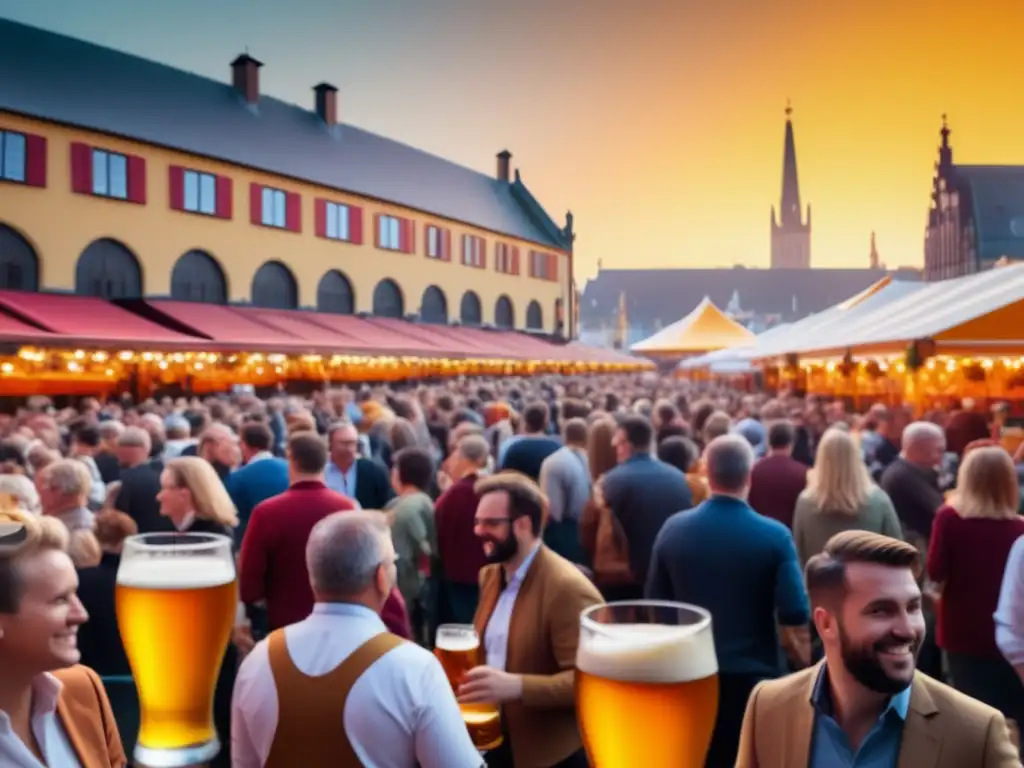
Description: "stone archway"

(494, 295), (515, 328)
(317, 270), (355, 314)
(420, 285), (448, 324)
(0, 224), (39, 292)
(170, 250), (227, 303)
(75, 238), (142, 299)
(251, 260), (298, 309)
(460, 291), (482, 325)
(373, 278), (404, 318)
(526, 300), (543, 330)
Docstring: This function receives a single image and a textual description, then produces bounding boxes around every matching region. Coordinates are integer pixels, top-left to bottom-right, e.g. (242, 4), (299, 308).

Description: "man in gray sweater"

(538, 418), (591, 563)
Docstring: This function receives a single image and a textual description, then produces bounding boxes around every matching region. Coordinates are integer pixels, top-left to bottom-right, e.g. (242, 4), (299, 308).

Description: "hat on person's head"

(733, 418), (766, 449)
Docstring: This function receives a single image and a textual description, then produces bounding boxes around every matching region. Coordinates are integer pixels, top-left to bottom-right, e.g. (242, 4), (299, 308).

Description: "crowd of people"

(1, 376), (1024, 766)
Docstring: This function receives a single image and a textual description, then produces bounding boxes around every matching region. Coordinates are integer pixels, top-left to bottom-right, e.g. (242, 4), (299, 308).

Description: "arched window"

(554, 297), (565, 336)
(526, 300), (543, 330)
(420, 285), (448, 324)
(170, 250), (227, 303)
(0, 224), (39, 292)
(251, 261), (298, 309)
(460, 291), (482, 325)
(494, 295), (515, 328)
(373, 278), (404, 318)
(317, 270), (355, 314)
(75, 238), (142, 299)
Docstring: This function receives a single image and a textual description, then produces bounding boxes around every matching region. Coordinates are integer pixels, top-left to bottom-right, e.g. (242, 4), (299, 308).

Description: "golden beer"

(435, 624), (503, 751)
(116, 533), (237, 767)
(576, 602), (719, 767)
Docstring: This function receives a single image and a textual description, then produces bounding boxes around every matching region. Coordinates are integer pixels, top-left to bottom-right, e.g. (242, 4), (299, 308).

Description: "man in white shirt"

(231, 510), (482, 768)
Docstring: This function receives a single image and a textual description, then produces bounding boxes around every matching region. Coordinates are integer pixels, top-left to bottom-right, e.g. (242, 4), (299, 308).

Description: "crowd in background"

(1, 375), (1024, 766)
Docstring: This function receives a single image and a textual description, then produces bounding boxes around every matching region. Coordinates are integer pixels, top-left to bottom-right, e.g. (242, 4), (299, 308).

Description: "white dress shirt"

(0, 673), (81, 768)
(484, 543), (541, 671)
(231, 603), (482, 768)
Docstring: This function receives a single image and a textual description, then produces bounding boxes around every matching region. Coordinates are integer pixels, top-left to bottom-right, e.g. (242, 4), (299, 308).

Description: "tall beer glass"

(434, 624), (503, 751)
(116, 532), (237, 767)
(576, 601), (719, 767)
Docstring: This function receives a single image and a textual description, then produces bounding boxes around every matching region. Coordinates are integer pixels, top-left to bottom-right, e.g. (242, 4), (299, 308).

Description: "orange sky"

(6, 0), (1024, 279)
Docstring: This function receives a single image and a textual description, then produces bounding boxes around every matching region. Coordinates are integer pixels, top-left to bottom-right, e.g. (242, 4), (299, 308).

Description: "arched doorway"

(420, 285), (448, 324)
(494, 295), (515, 328)
(317, 270), (355, 314)
(460, 291), (482, 325)
(554, 297), (565, 335)
(526, 300), (543, 330)
(251, 261), (298, 309)
(373, 278), (404, 318)
(170, 250), (227, 303)
(0, 224), (39, 292)
(75, 238), (142, 299)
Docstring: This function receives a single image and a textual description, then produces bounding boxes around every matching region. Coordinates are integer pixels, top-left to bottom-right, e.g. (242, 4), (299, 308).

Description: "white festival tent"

(677, 323), (794, 373)
(770, 264), (1024, 359)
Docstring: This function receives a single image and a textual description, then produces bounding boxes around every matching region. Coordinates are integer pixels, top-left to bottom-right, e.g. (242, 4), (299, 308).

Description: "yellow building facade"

(0, 20), (575, 337)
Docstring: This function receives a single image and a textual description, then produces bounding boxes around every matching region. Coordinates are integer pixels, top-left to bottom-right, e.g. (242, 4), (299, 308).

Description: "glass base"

(134, 737), (220, 767)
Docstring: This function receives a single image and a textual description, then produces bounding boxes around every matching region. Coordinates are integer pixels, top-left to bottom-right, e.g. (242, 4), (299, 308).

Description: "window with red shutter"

(511, 247), (520, 275)
(24, 134), (46, 188)
(168, 166), (185, 211)
(285, 192), (301, 232)
(548, 252), (559, 281)
(349, 206), (363, 244)
(315, 198), (328, 238)
(250, 184), (292, 229)
(405, 218), (416, 255)
(215, 176), (232, 219)
(69, 142), (93, 194)
(376, 214), (402, 251)
(126, 155), (146, 204)
(442, 229), (451, 262)
(250, 183), (262, 224)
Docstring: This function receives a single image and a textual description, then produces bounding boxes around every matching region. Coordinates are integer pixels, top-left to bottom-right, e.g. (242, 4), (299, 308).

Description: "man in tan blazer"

(459, 472), (603, 768)
(736, 530), (1019, 767)
(0, 510), (126, 767)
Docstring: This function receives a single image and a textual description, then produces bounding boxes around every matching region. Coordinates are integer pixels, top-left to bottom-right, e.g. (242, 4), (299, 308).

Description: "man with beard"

(461, 472), (602, 768)
(735, 530), (1019, 767)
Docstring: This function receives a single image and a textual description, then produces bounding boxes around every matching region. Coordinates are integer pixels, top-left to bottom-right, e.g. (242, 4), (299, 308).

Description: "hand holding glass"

(434, 624), (503, 751)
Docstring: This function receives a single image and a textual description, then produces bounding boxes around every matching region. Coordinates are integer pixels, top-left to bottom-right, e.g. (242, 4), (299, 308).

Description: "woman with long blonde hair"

(792, 427), (901, 567)
(157, 456), (239, 535)
(927, 446), (1024, 726)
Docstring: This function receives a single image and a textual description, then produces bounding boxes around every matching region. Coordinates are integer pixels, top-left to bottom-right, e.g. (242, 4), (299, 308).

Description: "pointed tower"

(869, 231), (880, 269)
(770, 102), (812, 269)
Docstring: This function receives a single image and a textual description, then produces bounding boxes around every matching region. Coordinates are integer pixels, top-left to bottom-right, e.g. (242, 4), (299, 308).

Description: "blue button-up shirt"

(484, 542), (541, 671)
(810, 664), (910, 767)
(324, 461), (358, 503)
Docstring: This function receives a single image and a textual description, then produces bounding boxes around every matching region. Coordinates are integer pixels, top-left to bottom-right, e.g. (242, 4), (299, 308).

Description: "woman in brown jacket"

(578, 417), (638, 600)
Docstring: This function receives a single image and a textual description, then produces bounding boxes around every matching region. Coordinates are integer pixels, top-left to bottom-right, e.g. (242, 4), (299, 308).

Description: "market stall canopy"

(631, 297), (755, 356)
(750, 279), (925, 360)
(679, 323), (794, 371)
(775, 264), (1024, 358)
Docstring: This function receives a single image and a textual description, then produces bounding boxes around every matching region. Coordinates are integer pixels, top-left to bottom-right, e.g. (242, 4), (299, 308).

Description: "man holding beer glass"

(458, 473), (602, 768)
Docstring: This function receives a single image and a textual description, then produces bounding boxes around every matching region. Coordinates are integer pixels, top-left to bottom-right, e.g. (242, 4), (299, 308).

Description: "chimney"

(231, 54), (263, 105)
(496, 150), (512, 183)
(313, 83), (338, 127)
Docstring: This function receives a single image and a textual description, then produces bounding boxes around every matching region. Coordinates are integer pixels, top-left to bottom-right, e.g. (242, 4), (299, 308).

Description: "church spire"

(869, 231), (880, 269)
(780, 100), (802, 227)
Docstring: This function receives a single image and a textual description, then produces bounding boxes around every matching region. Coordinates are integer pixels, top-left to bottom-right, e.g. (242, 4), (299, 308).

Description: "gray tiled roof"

(0, 18), (568, 250)
(580, 267), (922, 330)
(952, 165), (1024, 263)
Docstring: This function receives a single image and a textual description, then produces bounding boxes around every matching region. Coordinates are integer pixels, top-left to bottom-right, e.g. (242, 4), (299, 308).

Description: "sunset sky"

(3, 0), (1024, 280)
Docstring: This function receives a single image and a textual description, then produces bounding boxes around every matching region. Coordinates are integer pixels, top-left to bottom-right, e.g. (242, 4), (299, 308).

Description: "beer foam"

(434, 633), (480, 653)
(116, 556), (236, 589)
(576, 623), (718, 683)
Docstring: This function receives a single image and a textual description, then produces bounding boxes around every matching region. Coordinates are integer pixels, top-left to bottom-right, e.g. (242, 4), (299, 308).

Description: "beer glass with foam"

(115, 532), (237, 767)
(576, 601), (719, 767)
(434, 624), (503, 751)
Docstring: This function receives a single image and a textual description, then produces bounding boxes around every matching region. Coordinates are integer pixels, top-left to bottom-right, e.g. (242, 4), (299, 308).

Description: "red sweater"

(239, 480), (409, 637)
(927, 504), (1024, 658)
(434, 474), (488, 585)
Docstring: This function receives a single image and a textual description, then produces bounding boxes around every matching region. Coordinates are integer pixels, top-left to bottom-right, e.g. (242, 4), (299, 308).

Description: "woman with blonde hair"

(927, 445), (1024, 725)
(578, 416), (636, 600)
(792, 427), (902, 568)
(156, 456), (239, 535)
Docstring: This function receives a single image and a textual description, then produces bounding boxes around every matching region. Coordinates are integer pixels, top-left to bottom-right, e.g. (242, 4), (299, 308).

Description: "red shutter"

(374, 213), (382, 247)
(127, 155), (146, 204)
(24, 134), (46, 188)
(349, 206), (363, 244)
(215, 175), (233, 219)
(511, 247), (520, 275)
(397, 218), (407, 252)
(443, 229), (452, 261)
(406, 218), (416, 254)
(168, 165), (185, 210)
(479, 238), (487, 269)
(70, 142), (92, 194)
(423, 224), (431, 257)
(314, 198), (327, 238)
(250, 183), (262, 224)
(285, 192), (301, 232)
(549, 253), (558, 281)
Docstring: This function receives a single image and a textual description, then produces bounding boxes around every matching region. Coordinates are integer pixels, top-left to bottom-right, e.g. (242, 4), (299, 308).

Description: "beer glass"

(434, 624), (503, 751)
(576, 601), (719, 767)
(116, 532), (238, 767)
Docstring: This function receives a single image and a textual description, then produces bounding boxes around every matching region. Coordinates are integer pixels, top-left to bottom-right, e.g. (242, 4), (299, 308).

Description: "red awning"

(0, 292), (199, 347)
(362, 318), (485, 357)
(144, 301), (313, 352)
(300, 313), (449, 356)
(0, 310), (55, 343)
